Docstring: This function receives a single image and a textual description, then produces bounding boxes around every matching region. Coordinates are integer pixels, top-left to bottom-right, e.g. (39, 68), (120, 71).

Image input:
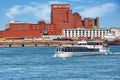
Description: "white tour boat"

(53, 40), (111, 58)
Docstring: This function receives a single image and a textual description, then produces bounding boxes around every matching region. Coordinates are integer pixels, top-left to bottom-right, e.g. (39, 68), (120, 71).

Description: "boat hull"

(54, 51), (109, 58)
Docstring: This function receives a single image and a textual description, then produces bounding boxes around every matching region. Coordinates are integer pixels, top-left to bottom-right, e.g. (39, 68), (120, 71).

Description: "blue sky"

(0, 0), (120, 30)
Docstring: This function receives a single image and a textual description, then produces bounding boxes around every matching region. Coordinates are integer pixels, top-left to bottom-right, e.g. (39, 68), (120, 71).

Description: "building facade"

(63, 28), (110, 40)
(110, 28), (120, 38)
(0, 4), (100, 40)
(51, 4), (99, 34)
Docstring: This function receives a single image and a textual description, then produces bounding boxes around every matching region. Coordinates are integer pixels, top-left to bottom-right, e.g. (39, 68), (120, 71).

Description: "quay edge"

(0, 40), (120, 48)
(0, 41), (77, 48)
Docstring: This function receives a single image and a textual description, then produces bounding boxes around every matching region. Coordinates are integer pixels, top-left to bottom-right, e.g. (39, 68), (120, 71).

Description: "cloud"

(5, 1), (64, 22)
(6, 3), (50, 21)
(69, 0), (82, 2)
(6, 5), (21, 18)
(49, 1), (61, 4)
(5, 1), (63, 22)
(6, 1), (117, 22)
(69, 0), (95, 3)
(78, 3), (118, 17)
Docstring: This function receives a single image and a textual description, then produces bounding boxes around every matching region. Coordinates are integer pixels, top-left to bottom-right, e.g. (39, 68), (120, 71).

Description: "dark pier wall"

(0, 41), (77, 47)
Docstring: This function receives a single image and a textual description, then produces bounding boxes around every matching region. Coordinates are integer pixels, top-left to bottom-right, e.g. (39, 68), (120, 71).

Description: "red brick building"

(0, 4), (99, 39)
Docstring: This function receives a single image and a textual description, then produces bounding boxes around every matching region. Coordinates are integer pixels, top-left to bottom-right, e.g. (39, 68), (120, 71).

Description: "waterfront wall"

(0, 41), (77, 47)
(0, 40), (120, 48)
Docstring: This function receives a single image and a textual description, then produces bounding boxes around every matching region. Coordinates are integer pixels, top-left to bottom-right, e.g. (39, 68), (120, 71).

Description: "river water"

(0, 45), (120, 80)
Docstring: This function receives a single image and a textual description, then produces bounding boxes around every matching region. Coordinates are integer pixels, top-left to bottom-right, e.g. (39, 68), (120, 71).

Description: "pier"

(0, 40), (120, 48)
(0, 41), (76, 47)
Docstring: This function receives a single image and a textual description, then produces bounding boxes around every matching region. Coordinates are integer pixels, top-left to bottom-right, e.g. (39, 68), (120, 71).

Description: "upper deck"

(77, 40), (103, 45)
(60, 40), (105, 49)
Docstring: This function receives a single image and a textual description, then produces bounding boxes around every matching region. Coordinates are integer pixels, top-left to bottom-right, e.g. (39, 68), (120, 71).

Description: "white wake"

(111, 52), (120, 54)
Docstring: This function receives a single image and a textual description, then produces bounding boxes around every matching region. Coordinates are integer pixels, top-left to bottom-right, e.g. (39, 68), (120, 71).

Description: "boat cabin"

(77, 40), (103, 45)
(56, 46), (99, 52)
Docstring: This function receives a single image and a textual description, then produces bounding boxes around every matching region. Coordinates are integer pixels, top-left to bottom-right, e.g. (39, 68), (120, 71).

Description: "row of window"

(64, 29), (110, 37)
(65, 31), (108, 35)
(65, 31), (109, 34)
(56, 47), (99, 52)
(65, 30), (110, 33)
(65, 29), (110, 31)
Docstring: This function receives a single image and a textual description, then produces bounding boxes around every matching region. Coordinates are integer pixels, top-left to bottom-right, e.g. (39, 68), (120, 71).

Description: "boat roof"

(77, 40), (103, 44)
(77, 41), (87, 44)
(87, 40), (103, 43)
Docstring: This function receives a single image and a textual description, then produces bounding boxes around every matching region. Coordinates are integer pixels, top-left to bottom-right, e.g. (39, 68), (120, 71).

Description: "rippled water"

(0, 46), (120, 80)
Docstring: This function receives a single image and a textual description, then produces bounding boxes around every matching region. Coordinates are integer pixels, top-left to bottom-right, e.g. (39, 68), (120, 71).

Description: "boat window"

(57, 48), (60, 51)
(90, 49), (99, 52)
(74, 47), (77, 52)
(56, 48), (58, 51)
(73, 47), (75, 52)
(57, 47), (62, 51)
(70, 47), (72, 52)
(88, 42), (92, 45)
(78, 48), (81, 52)
(99, 43), (102, 45)
(67, 47), (71, 52)
(71, 47), (79, 52)
(77, 47), (79, 52)
(65, 47), (68, 52)
(72, 47), (75, 52)
(62, 47), (65, 52)
(71, 47), (73, 52)
(88, 41), (103, 45)
(76, 47), (78, 52)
